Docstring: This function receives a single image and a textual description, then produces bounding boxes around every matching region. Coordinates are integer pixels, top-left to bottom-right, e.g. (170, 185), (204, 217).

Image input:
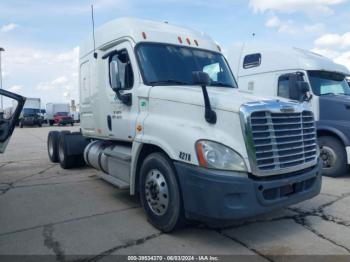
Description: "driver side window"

(109, 50), (134, 90)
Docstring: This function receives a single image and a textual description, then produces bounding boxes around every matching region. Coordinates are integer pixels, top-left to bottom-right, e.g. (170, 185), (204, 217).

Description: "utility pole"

(0, 47), (4, 110)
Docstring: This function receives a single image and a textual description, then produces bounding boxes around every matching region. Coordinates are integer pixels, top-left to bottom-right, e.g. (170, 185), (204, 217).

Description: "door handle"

(107, 115), (112, 131)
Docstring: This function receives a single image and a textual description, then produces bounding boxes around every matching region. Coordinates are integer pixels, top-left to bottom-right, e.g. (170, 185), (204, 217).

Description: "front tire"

(319, 136), (348, 177)
(139, 152), (186, 232)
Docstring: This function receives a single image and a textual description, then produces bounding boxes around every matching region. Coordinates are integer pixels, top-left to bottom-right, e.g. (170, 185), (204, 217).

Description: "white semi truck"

(47, 18), (321, 232)
(228, 44), (350, 177)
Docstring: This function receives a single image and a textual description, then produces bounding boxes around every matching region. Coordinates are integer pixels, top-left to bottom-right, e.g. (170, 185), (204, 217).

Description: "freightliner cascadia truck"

(228, 44), (350, 177)
(47, 18), (322, 232)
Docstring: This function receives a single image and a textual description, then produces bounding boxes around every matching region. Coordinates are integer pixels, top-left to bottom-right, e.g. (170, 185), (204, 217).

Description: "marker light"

(142, 32), (147, 39)
(178, 36), (183, 44)
(194, 40), (199, 46)
(217, 44), (221, 52)
(186, 38), (191, 45)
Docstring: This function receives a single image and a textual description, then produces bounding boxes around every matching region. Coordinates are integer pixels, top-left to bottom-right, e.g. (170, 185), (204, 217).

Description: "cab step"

(98, 173), (130, 189)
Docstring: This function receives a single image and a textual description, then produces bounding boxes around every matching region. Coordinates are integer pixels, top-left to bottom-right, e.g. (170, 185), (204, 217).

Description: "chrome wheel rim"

(145, 169), (169, 216)
(320, 146), (337, 169)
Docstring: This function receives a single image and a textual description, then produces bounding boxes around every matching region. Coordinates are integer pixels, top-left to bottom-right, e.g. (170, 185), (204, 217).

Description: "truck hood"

(148, 85), (290, 113)
(319, 94), (350, 122)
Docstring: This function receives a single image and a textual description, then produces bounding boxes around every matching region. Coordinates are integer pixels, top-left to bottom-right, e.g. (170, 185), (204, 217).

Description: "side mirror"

(297, 81), (310, 94)
(288, 75), (311, 102)
(192, 71), (210, 86)
(110, 60), (121, 91)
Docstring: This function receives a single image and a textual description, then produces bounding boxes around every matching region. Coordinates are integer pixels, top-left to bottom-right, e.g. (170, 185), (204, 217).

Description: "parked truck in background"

(46, 103), (74, 126)
(47, 18), (321, 232)
(17, 97), (43, 128)
(228, 44), (350, 177)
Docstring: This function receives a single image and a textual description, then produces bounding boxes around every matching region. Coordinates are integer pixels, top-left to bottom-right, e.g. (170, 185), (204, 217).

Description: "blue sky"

(0, 0), (349, 107)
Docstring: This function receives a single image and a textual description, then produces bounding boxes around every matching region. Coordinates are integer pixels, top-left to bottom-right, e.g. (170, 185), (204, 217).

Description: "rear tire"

(47, 131), (60, 162)
(139, 152), (186, 232)
(319, 136), (348, 177)
(58, 132), (76, 169)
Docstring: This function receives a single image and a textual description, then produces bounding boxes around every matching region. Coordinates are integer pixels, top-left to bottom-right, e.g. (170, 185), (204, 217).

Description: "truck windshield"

(136, 43), (237, 88)
(23, 108), (40, 115)
(308, 70), (350, 96)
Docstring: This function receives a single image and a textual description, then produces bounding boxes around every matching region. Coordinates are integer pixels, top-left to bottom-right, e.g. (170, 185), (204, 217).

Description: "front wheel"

(319, 136), (348, 177)
(139, 152), (186, 232)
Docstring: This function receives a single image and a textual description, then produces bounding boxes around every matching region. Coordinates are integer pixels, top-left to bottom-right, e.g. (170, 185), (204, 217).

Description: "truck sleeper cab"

(228, 44), (350, 177)
(47, 18), (321, 232)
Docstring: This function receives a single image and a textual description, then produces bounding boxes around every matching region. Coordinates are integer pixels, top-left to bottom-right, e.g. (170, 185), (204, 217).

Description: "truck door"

(0, 89), (25, 153)
(104, 41), (139, 140)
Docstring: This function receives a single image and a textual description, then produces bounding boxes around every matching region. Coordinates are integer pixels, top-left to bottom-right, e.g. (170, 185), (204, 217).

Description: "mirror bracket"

(192, 71), (217, 124)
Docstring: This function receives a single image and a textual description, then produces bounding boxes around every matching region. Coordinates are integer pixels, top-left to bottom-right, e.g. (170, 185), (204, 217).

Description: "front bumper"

(58, 119), (74, 124)
(21, 118), (42, 125)
(174, 160), (322, 223)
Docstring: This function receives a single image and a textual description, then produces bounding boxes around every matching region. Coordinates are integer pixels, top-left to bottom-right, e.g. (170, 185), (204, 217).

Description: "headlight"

(195, 140), (247, 172)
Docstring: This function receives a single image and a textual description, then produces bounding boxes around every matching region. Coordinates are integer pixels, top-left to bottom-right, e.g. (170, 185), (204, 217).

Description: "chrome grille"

(250, 110), (317, 172)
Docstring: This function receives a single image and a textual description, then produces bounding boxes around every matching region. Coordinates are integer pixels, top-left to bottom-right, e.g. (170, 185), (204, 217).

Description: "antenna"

(91, 5), (97, 59)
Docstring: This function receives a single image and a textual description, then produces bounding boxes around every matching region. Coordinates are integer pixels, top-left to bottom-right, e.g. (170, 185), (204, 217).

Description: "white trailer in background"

(71, 111), (80, 123)
(46, 103), (73, 126)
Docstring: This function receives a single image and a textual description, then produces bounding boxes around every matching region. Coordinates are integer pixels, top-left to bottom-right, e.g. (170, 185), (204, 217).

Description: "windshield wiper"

(149, 79), (190, 86)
